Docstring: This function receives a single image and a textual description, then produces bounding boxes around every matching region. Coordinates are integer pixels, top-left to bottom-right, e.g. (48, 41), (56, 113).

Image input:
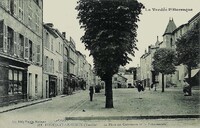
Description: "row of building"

(139, 12), (200, 89)
(0, 0), (100, 106)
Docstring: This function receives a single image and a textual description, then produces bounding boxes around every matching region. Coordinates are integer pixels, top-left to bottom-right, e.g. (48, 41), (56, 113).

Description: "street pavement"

(0, 88), (199, 128)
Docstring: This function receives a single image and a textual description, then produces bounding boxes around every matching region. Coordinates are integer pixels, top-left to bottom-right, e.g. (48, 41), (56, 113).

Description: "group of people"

(88, 79), (191, 101)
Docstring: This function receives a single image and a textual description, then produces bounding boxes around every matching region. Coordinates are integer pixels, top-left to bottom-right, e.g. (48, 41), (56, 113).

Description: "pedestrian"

(183, 79), (191, 96)
(137, 81), (144, 99)
(89, 86), (94, 101)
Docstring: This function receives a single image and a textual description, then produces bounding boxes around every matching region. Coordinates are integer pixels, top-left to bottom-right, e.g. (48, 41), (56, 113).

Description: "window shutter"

(13, 0), (18, 17)
(6, 0), (10, 11)
(36, 45), (40, 64)
(16, 33), (20, 57)
(13, 31), (17, 56)
(32, 43), (35, 62)
(0, 20), (4, 51)
(24, 38), (29, 59)
(20, 35), (24, 58)
(3, 24), (7, 53)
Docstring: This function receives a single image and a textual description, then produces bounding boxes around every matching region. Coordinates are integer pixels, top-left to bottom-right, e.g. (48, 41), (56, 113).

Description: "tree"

(76, 0), (144, 108)
(152, 48), (176, 92)
(176, 22), (200, 95)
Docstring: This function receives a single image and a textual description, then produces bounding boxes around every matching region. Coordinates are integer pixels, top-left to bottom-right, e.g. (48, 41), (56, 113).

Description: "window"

(8, 70), (23, 95)
(45, 56), (48, 71)
(61, 44), (63, 54)
(114, 77), (117, 81)
(9, 70), (13, 80)
(170, 38), (173, 48)
(19, 34), (24, 58)
(35, 0), (39, 6)
(35, 74), (38, 94)
(10, 0), (14, 15)
(44, 56), (48, 71)
(45, 32), (50, 49)
(51, 38), (53, 51)
(7, 27), (14, 55)
(64, 48), (68, 56)
(51, 59), (54, 73)
(59, 42), (60, 53)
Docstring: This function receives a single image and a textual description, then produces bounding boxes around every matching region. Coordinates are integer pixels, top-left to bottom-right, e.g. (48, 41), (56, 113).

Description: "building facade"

(140, 12), (200, 89)
(43, 23), (59, 98)
(0, 0), (43, 105)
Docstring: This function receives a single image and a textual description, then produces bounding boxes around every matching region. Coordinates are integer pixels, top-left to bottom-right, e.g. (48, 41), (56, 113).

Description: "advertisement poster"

(0, 0), (199, 128)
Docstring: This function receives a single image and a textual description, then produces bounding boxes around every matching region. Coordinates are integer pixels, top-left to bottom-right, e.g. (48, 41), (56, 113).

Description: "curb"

(65, 115), (200, 120)
(0, 98), (52, 114)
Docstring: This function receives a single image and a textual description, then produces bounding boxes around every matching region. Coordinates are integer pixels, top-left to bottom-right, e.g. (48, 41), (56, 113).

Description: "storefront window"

(19, 71), (22, 81)
(9, 69), (13, 80)
(8, 69), (23, 95)
(14, 70), (18, 81)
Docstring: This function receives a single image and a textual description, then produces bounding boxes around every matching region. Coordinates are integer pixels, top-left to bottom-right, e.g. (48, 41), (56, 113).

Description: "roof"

(188, 12), (200, 23)
(163, 19), (177, 35)
(184, 68), (200, 78)
(43, 24), (58, 38)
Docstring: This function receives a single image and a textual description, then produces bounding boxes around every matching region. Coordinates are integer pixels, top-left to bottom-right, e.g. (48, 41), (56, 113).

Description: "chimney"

(157, 36), (159, 42)
(45, 23), (54, 27)
(148, 45), (151, 53)
(62, 32), (66, 38)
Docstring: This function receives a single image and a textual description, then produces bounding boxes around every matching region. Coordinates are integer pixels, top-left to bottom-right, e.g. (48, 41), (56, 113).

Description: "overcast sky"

(43, 0), (200, 69)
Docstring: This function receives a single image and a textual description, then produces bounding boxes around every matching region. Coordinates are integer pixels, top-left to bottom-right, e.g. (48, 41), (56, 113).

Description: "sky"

(43, 0), (200, 69)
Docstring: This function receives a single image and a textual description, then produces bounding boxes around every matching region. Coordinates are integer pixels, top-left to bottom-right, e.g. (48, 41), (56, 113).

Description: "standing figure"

(137, 81), (144, 99)
(89, 86), (94, 101)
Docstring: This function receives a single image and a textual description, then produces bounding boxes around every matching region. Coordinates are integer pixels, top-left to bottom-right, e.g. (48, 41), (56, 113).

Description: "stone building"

(54, 29), (64, 95)
(112, 74), (127, 88)
(140, 12), (200, 89)
(0, 0), (43, 105)
(140, 38), (159, 88)
(43, 23), (60, 98)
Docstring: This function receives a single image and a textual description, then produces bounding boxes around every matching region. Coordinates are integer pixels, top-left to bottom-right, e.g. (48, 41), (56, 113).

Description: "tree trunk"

(105, 75), (114, 108)
(187, 66), (192, 95)
(162, 73), (164, 92)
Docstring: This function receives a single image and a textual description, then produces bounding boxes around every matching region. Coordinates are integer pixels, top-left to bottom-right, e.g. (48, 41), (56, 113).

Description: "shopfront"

(0, 56), (29, 106)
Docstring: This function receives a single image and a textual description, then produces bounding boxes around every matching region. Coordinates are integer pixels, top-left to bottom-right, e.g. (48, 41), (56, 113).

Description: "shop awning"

(184, 68), (200, 78)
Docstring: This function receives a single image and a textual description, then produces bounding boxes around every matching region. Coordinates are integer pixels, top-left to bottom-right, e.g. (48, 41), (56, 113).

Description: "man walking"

(89, 86), (94, 101)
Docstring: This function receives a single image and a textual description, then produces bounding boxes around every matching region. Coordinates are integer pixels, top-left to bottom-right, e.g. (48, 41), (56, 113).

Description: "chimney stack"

(62, 32), (66, 38)
(45, 23), (54, 27)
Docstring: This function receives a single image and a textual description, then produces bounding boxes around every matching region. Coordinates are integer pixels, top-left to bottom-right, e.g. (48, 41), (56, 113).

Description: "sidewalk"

(0, 90), (84, 114)
(65, 88), (200, 120)
(0, 98), (52, 114)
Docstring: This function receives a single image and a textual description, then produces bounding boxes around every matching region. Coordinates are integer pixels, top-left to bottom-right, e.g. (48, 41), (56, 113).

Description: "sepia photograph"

(0, 0), (199, 128)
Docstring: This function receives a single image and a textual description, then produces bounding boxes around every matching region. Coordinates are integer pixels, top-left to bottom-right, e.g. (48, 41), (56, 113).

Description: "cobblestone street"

(0, 88), (199, 128)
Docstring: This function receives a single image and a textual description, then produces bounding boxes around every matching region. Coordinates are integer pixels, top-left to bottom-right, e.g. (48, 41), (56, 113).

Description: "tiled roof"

(163, 19), (177, 35)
